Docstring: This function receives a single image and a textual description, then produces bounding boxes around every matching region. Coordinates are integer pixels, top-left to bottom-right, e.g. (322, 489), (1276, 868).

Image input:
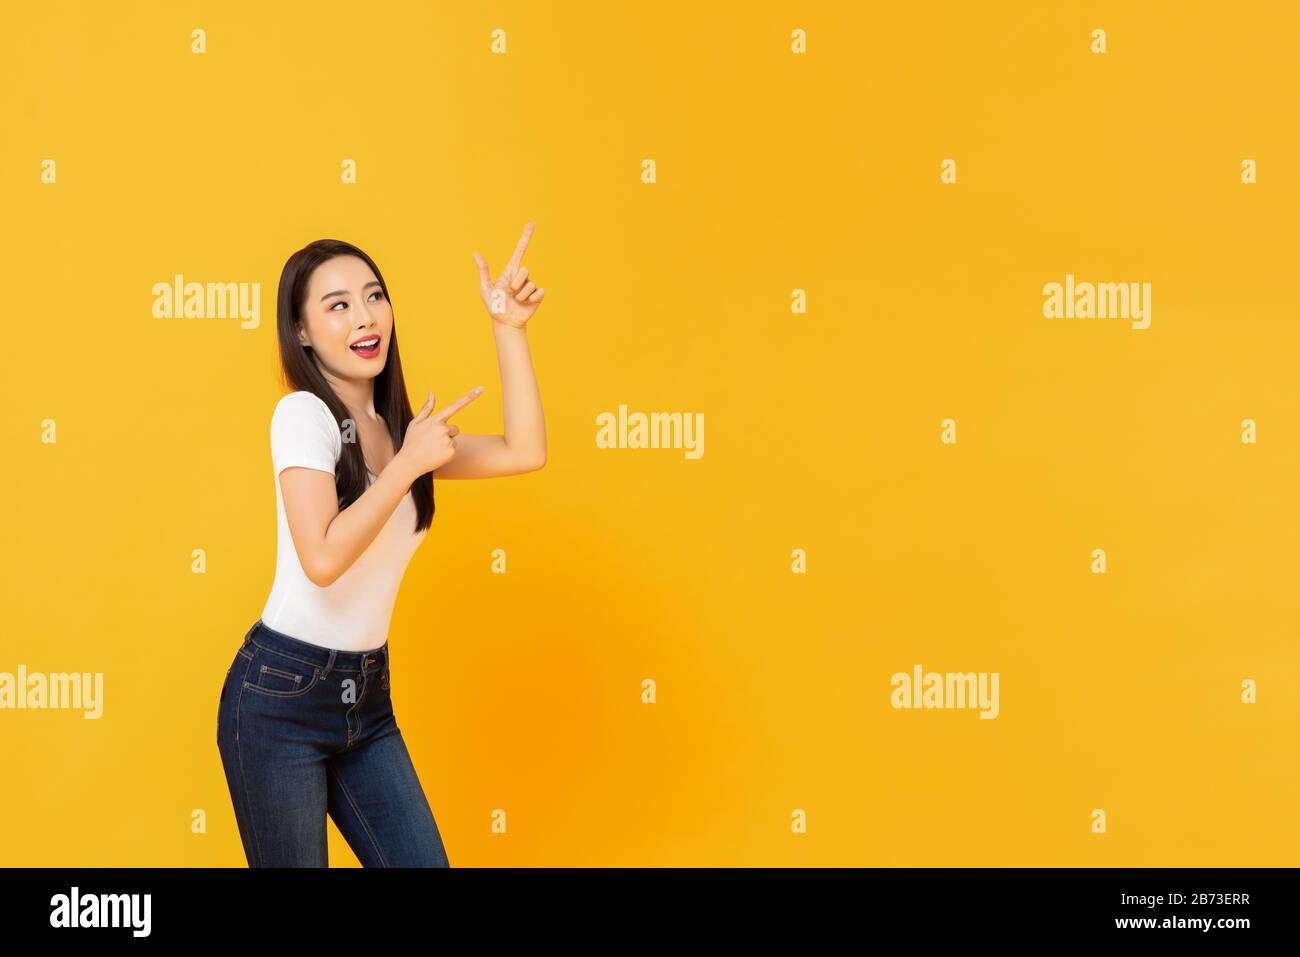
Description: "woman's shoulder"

(269, 391), (339, 444)
(272, 390), (333, 421)
(269, 390), (342, 467)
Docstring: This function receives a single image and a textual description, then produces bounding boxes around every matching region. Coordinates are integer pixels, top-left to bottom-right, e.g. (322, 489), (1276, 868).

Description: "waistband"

(243, 619), (388, 676)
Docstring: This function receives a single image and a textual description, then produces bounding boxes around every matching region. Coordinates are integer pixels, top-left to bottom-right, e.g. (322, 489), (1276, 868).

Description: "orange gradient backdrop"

(1, 0), (1297, 865)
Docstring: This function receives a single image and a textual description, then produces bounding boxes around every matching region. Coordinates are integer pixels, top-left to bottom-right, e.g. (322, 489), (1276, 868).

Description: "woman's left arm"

(432, 221), (548, 481)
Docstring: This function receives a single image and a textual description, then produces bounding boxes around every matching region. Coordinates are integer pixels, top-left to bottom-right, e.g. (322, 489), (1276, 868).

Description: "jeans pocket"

(242, 650), (320, 698)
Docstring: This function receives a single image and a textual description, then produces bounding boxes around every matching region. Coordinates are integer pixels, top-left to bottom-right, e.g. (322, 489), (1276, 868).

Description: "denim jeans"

(216, 619), (450, 867)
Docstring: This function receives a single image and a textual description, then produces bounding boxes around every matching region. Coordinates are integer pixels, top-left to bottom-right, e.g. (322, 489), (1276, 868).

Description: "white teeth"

(352, 338), (379, 349)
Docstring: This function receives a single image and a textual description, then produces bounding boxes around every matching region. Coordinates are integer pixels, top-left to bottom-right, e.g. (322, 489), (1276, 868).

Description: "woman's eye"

(329, 291), (381, 310)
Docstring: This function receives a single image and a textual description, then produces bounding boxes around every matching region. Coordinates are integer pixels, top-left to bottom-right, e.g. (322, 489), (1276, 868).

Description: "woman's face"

(297, 255), (393, 381)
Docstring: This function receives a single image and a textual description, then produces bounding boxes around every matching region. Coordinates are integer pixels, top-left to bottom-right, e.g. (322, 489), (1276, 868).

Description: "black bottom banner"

(0, 867), (1290, 942)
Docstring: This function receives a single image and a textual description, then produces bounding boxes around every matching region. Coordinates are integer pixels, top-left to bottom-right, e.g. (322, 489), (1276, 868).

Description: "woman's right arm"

(278, 386), (483, 587)
(280, 455), (421, 588)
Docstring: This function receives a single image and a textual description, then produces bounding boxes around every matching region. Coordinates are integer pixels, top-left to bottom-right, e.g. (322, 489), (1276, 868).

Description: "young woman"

(216, 223), (547, 867)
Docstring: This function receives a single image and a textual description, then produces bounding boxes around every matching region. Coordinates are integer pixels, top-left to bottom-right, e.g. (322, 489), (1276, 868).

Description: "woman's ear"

(297, 321), (310, 347)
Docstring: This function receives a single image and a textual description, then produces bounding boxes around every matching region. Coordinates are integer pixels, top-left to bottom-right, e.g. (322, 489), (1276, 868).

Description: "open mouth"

(350, 336), (381, 358)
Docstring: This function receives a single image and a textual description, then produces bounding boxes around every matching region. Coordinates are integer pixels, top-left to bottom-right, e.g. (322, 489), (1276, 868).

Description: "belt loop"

(321, 649), (337, 679)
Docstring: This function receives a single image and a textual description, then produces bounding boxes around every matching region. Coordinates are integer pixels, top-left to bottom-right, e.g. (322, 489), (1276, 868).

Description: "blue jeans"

(216, 619), (450, 867)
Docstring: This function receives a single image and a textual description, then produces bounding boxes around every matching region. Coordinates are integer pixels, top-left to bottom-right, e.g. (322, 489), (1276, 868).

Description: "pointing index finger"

(433, 385), (486, 423)
(505, 221), (536, 276)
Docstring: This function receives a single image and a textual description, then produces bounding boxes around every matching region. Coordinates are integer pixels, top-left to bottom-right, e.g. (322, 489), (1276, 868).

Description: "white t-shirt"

(259, 390), (427, 652)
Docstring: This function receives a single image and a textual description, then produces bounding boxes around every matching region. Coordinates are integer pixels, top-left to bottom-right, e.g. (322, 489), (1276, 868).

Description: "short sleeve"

(269, 391), (341, 477)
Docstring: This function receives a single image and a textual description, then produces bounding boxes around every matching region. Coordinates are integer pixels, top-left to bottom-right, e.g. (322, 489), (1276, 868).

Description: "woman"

(216, 223), (547, 867)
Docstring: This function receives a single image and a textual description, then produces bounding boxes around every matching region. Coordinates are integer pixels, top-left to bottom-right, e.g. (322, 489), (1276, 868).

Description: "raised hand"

(473, 221), (546, 328)
(399, 386), (485, 477)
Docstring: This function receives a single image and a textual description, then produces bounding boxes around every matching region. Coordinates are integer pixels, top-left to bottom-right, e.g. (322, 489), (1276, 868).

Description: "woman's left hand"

(474, 221), (545, 329)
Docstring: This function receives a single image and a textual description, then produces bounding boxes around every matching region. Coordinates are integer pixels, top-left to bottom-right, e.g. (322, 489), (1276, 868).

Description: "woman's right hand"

(399, 386), (485, 477)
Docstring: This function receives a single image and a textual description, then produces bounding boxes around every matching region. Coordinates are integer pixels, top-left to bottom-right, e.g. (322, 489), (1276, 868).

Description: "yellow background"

(2, 0), (1297, 866)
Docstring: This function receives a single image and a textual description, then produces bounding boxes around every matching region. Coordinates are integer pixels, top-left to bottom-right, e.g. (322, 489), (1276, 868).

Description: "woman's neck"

(319, 371), (378, 422)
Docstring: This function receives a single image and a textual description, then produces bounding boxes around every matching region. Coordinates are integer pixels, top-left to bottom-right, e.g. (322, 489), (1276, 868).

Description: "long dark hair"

(275, 238), (434, 533)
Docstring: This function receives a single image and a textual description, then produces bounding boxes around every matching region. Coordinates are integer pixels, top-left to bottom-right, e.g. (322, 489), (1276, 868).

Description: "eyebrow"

(320, 281), (382, 302)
